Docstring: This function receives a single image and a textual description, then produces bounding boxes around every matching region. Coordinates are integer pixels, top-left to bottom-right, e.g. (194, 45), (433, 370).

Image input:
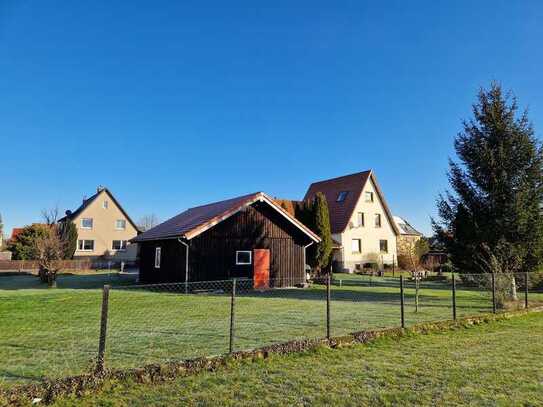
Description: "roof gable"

(393, 216), (422, 236)
(132, 192), (320, 243)
(59, 188), (140, 232)
(303, 170), (399, 235)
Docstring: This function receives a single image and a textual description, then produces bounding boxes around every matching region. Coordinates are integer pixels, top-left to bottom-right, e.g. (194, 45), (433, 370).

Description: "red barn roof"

(132, 192), (321, 243)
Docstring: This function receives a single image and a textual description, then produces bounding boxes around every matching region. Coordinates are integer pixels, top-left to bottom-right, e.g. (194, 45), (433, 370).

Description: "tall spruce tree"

(309, 192), (333, 273)
(433, 83), (543, 283)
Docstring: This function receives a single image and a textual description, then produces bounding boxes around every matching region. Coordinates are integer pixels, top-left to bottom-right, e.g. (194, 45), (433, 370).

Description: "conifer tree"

(434, 83), (543, 289)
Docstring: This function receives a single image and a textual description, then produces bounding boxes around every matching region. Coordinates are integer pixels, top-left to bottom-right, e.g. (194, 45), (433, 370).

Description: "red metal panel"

(253, 249), (270, 289)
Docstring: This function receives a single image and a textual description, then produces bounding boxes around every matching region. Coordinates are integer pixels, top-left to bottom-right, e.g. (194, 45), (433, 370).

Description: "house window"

(81, 218), (93, 229)
(77, 240), (94, 251)
(357, 212), (364, 227)
(351, 239), (362, 253)
(115, 219), (126, 230)
(112, 240), (127, 251)
(155, 247), (161, 268)
(380, 240), (388, 253)
(374, 214), (382, 228)
(236, 250), (252, 265)
(103, 200), (109, 209)
(365, 192), (374, 202)
(336, 191), (349, 202)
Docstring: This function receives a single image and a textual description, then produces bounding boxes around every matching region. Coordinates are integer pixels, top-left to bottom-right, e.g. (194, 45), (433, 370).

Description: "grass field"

(52, 312), (543, 406)
(0, 271), (539, 390)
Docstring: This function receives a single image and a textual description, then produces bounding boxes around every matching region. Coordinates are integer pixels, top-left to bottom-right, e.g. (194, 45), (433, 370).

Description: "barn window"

(236, 251), (252, 265)
(365, 192), (374, 202)
(103, 200), (109, 209)
(380, 240), (388, 253)
(155, 247), (161, 268)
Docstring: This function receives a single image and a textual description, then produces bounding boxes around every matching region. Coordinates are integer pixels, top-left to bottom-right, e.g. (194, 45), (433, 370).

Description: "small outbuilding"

(131, 192), (320, 287)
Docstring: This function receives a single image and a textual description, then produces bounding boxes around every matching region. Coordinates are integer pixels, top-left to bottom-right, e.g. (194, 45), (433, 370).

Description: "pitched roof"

(10, 228), (24, 240)
(303, 170), (400, 235)
(131, 192), (321, 243)
(393, 216), (422, 236)
(59, 187), (140, 232)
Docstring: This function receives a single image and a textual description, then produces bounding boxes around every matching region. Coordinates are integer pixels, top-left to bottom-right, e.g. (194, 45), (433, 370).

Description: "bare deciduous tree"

(41, 206), (60, 225)
(34, 225), (65, 287)
(138, 214), (160, 232)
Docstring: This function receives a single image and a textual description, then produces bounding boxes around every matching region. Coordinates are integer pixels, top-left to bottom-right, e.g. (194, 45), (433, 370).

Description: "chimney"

(82, 195), (87, 204)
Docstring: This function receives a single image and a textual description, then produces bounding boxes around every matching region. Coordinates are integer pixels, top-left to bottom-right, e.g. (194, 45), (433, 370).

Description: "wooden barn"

(131, 192), (320, 287)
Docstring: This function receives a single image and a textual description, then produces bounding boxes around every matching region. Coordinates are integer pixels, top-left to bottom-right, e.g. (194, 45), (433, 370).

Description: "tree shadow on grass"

(0, 273), (138, 291)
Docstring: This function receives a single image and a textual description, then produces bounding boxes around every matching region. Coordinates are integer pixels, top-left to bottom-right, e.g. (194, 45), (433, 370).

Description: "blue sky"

(1, 1), (543, 236)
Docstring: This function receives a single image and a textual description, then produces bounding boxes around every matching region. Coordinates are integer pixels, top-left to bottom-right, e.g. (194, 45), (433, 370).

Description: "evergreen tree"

(58, 221), (78, 259)
(309, 192), (333, 273)
(433, 83), (543, 282)
(7, 224), (51, 260)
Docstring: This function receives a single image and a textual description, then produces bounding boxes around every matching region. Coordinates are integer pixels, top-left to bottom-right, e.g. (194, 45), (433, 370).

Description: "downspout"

(178, 238), (189, 293)
(303, 241), (314, 284)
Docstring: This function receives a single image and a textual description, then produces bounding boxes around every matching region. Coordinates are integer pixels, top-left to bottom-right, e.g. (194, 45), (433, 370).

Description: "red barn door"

(253, 249), (270, 289)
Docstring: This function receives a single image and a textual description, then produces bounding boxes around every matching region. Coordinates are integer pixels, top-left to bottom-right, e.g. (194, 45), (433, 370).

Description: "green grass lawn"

(53, 312), (543, 406)
(0, 272), (539, 390)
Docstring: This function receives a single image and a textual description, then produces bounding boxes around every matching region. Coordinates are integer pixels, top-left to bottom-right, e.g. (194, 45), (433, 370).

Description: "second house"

(304, 170), (399, 272)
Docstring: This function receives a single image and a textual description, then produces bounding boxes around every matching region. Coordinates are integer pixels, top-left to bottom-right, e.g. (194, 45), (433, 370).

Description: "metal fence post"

(400, 275), (405, 328)
(229, 278), (236, 353)
(326, 273), (331, 340)
(491, 273), (497, 314)
(525, 272), (529, 309)
(96, 284), (110, 372)
(452, 273), (457, 320)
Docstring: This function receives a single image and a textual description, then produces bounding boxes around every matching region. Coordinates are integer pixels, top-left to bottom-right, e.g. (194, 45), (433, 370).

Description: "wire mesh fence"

(2, 271), (543, 391)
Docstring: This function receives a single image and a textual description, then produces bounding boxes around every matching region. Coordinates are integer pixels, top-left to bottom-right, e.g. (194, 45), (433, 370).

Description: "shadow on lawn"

(0, 273), (138, 291)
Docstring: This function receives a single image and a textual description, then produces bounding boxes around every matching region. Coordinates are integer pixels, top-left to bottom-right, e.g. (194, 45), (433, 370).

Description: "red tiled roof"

(131, 192), (320, 243)
(10, 228), (24, 240)
(303, 170), (399, 235)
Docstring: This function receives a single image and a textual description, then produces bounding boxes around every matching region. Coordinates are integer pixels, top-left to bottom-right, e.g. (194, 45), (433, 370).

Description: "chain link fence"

(2, 271), (543, 390)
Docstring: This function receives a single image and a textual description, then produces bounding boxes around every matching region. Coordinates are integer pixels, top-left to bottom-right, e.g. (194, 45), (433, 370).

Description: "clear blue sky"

(1, 1), (543, 236)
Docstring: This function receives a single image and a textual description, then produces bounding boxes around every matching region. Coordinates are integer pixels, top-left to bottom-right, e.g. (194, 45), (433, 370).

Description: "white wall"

(336, 177), (397, 269)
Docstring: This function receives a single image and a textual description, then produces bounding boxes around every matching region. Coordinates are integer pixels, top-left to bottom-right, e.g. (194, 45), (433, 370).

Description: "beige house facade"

(304, 170), (400, 273)
(59, 187), (139, 262)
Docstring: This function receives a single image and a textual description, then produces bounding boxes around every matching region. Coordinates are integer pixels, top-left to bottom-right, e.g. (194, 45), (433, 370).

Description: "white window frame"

(236, 250), (252, 265)
(357, 212), (364, 227)
(365, 192), (374, 202)
(103, 200), (109, 209)
(112, 240), (127, 251)
(77, 239), (94, 251)
(80, 218), (93, 229)
(351, 239), (362, 253)
(374, 213), (382, 228)
(155, 247), (161, 269)
(115, 219), (127, 230)
(380, 239), (388, 253)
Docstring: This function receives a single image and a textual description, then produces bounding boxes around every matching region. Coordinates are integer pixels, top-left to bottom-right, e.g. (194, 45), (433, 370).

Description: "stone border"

(2, 307), (542, 406)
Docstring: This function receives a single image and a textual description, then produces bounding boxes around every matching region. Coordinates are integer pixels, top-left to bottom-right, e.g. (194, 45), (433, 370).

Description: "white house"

(304, 170), (400, 272)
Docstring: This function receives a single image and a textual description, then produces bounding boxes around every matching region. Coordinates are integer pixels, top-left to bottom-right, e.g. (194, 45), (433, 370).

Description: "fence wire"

(2, 271), (543, 391)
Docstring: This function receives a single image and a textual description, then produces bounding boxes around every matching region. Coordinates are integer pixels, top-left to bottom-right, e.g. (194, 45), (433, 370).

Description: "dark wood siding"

(138, 201), (312, 286)
(138, 238), (186, 283)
